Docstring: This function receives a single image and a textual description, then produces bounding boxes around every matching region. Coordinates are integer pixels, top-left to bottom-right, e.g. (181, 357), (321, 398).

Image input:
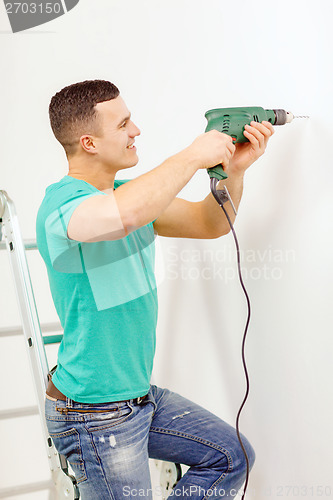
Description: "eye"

(120, 121), (127, 128)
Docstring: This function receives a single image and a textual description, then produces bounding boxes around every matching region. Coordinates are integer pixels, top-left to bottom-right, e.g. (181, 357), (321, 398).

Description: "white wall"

(1, 0), (332, 498)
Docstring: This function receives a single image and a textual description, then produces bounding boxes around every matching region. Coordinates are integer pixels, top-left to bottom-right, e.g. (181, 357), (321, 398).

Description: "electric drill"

(205, 106), (306, 180)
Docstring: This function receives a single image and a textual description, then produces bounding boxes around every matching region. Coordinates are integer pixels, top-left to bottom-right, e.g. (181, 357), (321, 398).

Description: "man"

(37, 80), (274, 499)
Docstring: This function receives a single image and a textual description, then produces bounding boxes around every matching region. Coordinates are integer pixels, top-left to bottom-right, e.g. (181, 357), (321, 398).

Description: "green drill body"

(205, 106), (290, 180)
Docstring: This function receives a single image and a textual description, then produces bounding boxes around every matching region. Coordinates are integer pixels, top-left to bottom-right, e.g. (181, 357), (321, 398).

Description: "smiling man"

(37, 80), (274, 499)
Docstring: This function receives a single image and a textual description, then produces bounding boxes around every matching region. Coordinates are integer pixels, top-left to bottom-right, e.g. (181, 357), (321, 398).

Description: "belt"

(46, 378), (148, 405)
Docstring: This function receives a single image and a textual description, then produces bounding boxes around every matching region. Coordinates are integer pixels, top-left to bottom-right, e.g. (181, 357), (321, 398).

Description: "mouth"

(127, 143), (136, 150)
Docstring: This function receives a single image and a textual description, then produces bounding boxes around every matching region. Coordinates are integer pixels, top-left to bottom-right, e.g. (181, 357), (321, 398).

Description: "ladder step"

(43, 334), (63, 345)
(0, 238), (37, 251)
(0, 480), (54, 498)
(0, 322), (62, 338)
(0, 406), (38, 420)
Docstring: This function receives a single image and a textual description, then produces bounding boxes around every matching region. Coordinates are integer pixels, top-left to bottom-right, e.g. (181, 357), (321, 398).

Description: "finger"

(247, 122), (272, 148)
(226, 141), (236, 155)
(244, 125), (262, 147)
(248, 122), (274, 148)
(248, 121), (273, 137)
(222, 156), (229, 168)
(224, 149), (232, 161)
(261, 121), (275, 135)
(255, 121), (275, 147)
(226, 144), (234, 159)
(221, 132), (234, 142)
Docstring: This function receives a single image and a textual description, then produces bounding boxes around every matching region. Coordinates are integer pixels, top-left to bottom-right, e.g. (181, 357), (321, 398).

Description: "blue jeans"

(45, 384), (255, 499)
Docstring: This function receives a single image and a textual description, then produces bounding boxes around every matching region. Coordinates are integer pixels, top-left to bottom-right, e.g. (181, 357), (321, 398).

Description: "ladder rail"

(0, 191), (50, 409)
(0, 190), (79, 499)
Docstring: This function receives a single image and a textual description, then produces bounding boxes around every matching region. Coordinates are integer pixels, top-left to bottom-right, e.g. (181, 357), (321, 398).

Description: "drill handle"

(207, 165), (228, 180)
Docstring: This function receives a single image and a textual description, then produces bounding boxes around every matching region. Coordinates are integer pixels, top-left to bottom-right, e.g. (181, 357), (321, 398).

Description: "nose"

(129, 121), (141, 138)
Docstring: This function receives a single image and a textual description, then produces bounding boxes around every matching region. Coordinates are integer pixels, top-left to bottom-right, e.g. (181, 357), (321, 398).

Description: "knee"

(207, 431), (255, 477)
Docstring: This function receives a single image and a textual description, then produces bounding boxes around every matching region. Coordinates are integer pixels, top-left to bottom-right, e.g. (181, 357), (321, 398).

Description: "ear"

(80, 135), (97, 154)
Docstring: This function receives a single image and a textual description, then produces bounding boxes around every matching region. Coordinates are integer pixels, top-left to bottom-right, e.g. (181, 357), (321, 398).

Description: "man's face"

(92, 96), (141, 170)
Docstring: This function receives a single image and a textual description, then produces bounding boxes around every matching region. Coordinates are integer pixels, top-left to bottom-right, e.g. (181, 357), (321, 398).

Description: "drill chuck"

(272, 109), (294, 125)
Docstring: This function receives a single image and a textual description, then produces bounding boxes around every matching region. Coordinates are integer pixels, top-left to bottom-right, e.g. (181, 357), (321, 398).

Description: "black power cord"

(210, 177), (251, 500)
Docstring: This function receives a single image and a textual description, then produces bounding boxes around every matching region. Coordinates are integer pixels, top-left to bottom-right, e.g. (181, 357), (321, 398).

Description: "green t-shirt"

(36, 175), (158, 403)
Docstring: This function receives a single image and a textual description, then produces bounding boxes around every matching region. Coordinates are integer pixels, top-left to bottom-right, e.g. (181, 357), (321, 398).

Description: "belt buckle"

(137, 395), (145, 404)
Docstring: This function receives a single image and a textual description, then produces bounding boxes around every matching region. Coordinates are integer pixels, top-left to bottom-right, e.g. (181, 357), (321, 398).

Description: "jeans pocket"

(48, 427), (87, 484)
(85, 404), (134, 432)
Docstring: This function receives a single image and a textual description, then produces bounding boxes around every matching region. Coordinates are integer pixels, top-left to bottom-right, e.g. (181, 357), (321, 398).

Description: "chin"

(125, 156), (139, 169)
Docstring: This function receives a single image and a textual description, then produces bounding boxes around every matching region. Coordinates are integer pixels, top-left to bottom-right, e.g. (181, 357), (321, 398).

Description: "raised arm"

(67, 131), (235, 242)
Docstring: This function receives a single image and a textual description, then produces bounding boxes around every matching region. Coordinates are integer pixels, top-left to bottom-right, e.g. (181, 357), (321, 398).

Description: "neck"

(67, 155), (116, 192)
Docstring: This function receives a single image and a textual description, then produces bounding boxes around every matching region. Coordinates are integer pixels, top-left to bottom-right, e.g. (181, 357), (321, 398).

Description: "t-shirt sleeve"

(116, 178), (157, 224)
(45, 189), (101, 272)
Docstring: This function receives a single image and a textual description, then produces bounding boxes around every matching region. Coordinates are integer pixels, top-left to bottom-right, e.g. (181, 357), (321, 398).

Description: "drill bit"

(284, 112), (309, 123)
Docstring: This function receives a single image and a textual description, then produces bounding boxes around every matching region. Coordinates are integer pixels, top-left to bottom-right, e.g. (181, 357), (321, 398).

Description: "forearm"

(200, 171), (245, 238)
(114, 149), (199, 229)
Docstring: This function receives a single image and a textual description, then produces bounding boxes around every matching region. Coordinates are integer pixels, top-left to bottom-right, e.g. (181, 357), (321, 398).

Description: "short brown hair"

(49, 80), (120, 157)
